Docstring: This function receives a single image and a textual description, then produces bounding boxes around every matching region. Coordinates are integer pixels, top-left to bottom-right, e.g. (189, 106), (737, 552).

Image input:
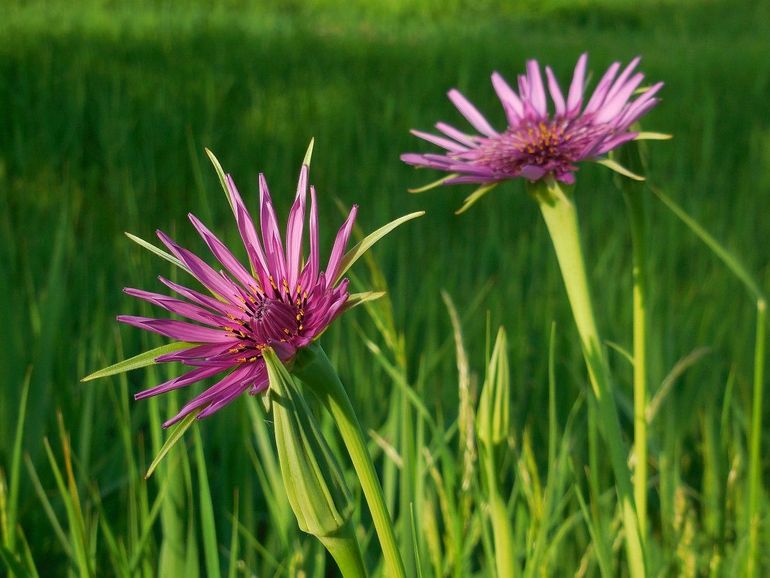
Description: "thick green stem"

(320, 521), (369, 578)
(623, 190), (649, 542)
(747, 300), (766, 578)
(532, 180), (646, 578)
(293, 344), (407, 578)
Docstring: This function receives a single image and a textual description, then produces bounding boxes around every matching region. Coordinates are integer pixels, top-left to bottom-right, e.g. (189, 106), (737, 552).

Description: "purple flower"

(119, 163), (356, 427)
(402, 53), (663, 187)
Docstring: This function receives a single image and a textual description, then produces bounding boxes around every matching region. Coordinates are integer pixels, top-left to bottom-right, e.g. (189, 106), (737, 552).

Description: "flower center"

(227, 294), (305, 363)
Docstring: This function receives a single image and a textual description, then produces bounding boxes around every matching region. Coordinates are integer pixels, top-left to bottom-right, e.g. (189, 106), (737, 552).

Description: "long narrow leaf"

(334, 211), (424, 284)
(82, 342), (193, 382)
(145, 409), (201, 479)
(125, 232), (191, 274)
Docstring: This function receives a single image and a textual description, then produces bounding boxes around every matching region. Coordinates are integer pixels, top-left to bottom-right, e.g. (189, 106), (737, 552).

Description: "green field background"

(1, 0), (770, 575)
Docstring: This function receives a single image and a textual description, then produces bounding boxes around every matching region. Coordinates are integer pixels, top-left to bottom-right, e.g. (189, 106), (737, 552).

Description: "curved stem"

(532, 180), (646, 578)
(320, 521), (369, 578)
(623, 189), (649, 542)
(293, 344), (407, 578)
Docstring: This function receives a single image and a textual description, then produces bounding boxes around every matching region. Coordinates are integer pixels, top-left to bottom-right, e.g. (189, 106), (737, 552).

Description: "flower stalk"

(292, 343), (407, 578)
(615, 139), (651, 543)
(529, 178), (646, 578)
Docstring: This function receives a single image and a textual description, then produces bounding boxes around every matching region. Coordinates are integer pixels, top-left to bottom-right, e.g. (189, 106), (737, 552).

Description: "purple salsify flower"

(118, 163), (357, 427)
(402, 53), (663, 186)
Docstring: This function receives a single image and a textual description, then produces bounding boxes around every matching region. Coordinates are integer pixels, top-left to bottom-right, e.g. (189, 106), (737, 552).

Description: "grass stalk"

(531, 179), (646, 578)
(623, 189), (649, 542)
(293, 343), (407, 578)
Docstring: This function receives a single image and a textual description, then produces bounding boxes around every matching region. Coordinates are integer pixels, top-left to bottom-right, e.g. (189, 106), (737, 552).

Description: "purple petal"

(163, 363), (259, 427)
(545, 66), (566, 116)
(188, 214), (259, 293)
(410, 129), (469, 153)
(156, 230), (241, 302)
(519, 165), (547, 181)
(594, 72), (644, 123)
(123, 287), (229, 327)
(158, 277), (246, 319)
(258, 173), (287, 287)
(225, 176), (273, 293)
(435, 122), (478, 147)
(567, 53), (588, 113)
(526, 60), (547, 116)
(603, 57), (641, 104)
(285, 164), (308, 291)
(491, 72), (524, 122)
(447, 89), (498, 137)
(118, 315), (232, 343)
(155, 342), (234, 363)
(299, 185), (320, 289)
(584, 61), (621, 114)
(325, 205), (358, 287)
(135, 364), (225, 400)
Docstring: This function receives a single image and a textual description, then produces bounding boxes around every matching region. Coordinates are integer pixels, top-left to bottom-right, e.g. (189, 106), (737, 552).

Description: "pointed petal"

(325, 205), (358, 288)
(584, 61), (621, 114)
(259, 173), (287, 286)
(285, 164), (308, 291)
(567, 53), (588, 112)
(435, 122), (477, 147)
(135, 365), (225, 400)
(447, 89), (498, 137)
(594, 72), (644, 123)
(156, 230), (240, 302)
(545, 66), (566, 115)
(225, 176), (271, 287)
(526, 60), (547, 116)
(118, 315), (233, 343)
(123, 287), (229, 327)
(188, 214), (259, 292)
(491, 72), (524, 122)
(604, 56), (641, 103)
(410, 129), (469, 152)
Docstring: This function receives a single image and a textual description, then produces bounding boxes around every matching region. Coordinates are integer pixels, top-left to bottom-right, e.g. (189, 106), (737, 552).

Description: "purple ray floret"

(119, 163), (357, 427)
(402, 53), (663, 185)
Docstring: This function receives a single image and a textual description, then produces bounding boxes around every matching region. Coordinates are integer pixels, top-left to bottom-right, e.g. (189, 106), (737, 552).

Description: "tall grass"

(1, 0), (769, 575)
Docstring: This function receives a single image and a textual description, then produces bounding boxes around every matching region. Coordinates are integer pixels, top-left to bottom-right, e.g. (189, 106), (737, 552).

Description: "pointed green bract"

(125, 232), (191, 273)
(594, 158), (645, 181)
(303, 138), (315, 166)
(346, 291), (386, 309)
(455, 183), (498, 215)
(81, 342), (194, 382)
(205, 148), (235, 214)
(145, 409), (201, 479)
(408, 173), (460, 193)
(334, 211), (424, 285)
(634, 131), (672, 140)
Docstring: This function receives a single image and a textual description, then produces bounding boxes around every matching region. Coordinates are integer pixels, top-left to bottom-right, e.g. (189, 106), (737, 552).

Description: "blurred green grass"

(1, 0), (769, 574)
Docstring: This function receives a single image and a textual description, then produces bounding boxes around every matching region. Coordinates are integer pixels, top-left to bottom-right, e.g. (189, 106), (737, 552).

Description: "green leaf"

(408, 173), (460, 193)
(81, 342), (194, 382)
(125, 232), (191, 274)
(594, 158), (645, 181)
(205, 148), (234, 214)
(634, 131), (672, 140)
(145, 409), (201, 479)
(334, 211), (424, 284)
(455, 183), (498, 215)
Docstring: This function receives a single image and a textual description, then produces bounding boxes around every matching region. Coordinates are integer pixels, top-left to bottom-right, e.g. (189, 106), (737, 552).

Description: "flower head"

(402, 53), (663, 187)
(119, 162), (357, 427)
